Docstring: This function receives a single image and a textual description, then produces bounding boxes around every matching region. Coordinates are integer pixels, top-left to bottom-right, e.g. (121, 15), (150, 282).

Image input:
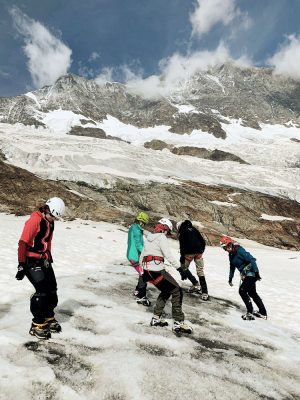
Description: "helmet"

(176, 221), (183, 231)
(219, 235), (233, 247)
(45, 197), (65, 218)
(136, 211), (149, 224)
(158, 217), (173, 232)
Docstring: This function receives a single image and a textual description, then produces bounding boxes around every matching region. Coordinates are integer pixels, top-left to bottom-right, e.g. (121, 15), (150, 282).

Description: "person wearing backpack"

(142, 218), (193, 334)
(15, 197), (65, 339)
(220, 235), (267, 320)
(177, 220), (209, 300)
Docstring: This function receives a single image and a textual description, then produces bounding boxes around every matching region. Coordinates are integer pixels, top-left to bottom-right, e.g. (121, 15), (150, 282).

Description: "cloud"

(123, 43), (232, 98)
(190, 0), (239, 37)
(95, 67), (114, 84)
(88, 52), (101, 62)
(268, 35), (300, 80)
(9, 6), (72, 88)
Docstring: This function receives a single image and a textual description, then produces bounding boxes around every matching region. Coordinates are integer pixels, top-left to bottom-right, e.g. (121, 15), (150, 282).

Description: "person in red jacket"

(16, 197), (65, 339)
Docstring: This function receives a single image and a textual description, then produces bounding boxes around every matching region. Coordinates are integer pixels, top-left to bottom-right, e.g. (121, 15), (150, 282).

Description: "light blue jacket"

(126, 223), (144, 262)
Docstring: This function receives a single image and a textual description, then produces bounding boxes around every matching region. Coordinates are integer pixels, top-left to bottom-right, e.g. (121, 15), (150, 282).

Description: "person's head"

(177, 219), (192, 233)
(154, 217), (173, 235)
(43, 197), (65, 222)
(136, 211), (149, 226)
(219, 235), (234, 252)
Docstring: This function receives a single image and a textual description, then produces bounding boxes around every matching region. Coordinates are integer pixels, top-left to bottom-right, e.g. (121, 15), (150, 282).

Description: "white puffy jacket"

(141, 232), (179, 272)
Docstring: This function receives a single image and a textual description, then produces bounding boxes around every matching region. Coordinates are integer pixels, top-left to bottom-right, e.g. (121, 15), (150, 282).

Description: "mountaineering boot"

(45, 317), (62, 333)
(201, 293), (209, 301)
(241, 312), (255, 321)
(252, 311), (267, 320)
(172, 321), (193, 334)
(150, 315), (169, 327)
(188, 284), (201, 294)
(29, 322), (51, 339)
(136, 296), (151, 307)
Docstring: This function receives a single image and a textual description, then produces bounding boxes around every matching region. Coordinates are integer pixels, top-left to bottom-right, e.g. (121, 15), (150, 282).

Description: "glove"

(255, 272), (262, 281)
(15, 263), (26, 280)
(177, 267), (188, 281)
(228, 280), (233, 286)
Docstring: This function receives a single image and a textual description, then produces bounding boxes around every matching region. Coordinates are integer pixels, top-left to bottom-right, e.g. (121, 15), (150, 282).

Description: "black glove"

(177, 267), (188, 281)
(15, 263), (26, 280)
(255, 272), (262, 281)
(228, 279), (233, 286)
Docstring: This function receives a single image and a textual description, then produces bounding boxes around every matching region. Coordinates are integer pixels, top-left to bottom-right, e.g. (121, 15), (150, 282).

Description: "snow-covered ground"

(0, 214), (299, 400)
(0, 119), (300, 201)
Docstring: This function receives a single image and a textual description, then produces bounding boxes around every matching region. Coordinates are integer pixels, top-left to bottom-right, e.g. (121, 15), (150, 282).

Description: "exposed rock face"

(1, 157), (299, 250)
(171, 147), (248, 164)
(1, 62), (300, 139)
(144, 141), (247, 164)
(67, 126), (126, 142)
(144, 140), (172, 151)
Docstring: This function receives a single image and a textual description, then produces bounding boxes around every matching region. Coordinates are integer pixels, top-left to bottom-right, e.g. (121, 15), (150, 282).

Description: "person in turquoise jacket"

(127, 212), (150, 306)
(220, 235), (267, 321)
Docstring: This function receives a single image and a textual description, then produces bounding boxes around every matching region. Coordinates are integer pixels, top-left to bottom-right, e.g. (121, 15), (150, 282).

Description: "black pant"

(143, 269), (184, 321)
(25, 259), (58, 324)
(136, 275), (147, 298)
(239, 276), (267, 315)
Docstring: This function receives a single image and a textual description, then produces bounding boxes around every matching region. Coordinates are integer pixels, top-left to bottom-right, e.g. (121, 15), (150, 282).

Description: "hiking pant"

(129, 260), (147, 298)
(143, 269), (184, 321)
(183, 254), (208, 294)
(239, 276), (267, 315)
(25, 259), (58, 324)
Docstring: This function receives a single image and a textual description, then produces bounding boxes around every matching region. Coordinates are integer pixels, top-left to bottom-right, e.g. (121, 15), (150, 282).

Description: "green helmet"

(136, 211), (149, 224)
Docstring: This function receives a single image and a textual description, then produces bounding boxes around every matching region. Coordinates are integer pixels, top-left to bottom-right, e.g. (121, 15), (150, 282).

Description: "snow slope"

(0, 214), (299, 400)
(0, 121), (300, 201)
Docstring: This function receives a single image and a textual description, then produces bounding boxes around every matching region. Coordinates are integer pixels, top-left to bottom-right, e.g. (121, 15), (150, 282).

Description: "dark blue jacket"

(228, 245), (258, 281)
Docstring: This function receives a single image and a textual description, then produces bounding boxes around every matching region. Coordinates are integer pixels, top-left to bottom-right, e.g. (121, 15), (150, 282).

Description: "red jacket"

(18, 211), (54, 263)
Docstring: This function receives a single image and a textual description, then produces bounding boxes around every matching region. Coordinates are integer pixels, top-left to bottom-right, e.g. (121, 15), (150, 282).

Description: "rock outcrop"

(1, 157), (299, 250)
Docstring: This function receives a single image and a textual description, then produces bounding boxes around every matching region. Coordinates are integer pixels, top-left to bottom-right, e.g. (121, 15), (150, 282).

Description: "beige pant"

(184, 254), (204, 277)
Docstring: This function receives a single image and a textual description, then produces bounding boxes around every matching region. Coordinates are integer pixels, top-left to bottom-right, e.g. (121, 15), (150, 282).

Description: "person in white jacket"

(142, 218), (193, 334)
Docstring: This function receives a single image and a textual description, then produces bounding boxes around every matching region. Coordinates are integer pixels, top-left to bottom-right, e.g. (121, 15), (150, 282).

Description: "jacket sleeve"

(19, 214), (40, 245)
(239, 247), (258, 272)
(160, 235), (179, 269)
(229, 263), (235, 282)
(132, 225), (144, 254)
(195, 229), (206, 253)
(178, 235), (185, 263)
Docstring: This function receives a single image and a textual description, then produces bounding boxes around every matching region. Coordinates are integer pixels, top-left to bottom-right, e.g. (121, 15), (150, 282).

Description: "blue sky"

(1, 0), (300, 97)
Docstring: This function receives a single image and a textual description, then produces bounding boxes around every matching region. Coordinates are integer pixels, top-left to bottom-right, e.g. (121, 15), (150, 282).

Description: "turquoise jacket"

(126, 223), (144, 262)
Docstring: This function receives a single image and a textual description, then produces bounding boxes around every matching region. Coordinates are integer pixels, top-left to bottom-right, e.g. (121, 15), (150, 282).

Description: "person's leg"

(129, 260), (147, 298)
(160, 270), (184, 322)
(195, 256), (208, 295)
(26, 260), (49, 324)
(248, 281), (267, 316)
(239, 277), (254, 314)
(184, 255), (199, 288)
(136, 275), (147, 298)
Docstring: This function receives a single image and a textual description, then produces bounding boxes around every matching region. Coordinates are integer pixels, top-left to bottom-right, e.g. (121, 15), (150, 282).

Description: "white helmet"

(46, 197), (65, 218)
(176, 221), (183, 231)
(158, 217), (173, 231)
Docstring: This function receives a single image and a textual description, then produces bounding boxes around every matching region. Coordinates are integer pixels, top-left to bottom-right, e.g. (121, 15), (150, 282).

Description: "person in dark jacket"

(15, 197), (65, 339)
(220, 235), (267, 320)
(177, 220), (209, 300)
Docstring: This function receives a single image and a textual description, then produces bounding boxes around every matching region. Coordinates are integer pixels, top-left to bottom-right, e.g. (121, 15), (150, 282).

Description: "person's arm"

(228, 263), (235, 285)
(16, 214), (40, 280)
(132, 225), (144, 254)
(160, 235), (179, 269)
(195, 228), (206, 253)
